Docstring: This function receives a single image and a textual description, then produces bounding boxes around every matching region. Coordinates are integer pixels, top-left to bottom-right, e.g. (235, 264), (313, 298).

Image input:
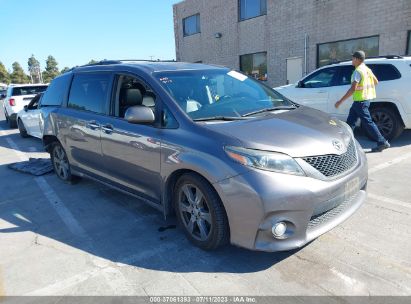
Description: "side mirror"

(297, 81), (304, 88)
(125, 105), (155, 124)
(24, 105), (28, 112)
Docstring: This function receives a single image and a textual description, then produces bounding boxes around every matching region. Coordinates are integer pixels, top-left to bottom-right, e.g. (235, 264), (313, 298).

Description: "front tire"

(5, 110), (17, 128)
(50, 142), (77, 183)
(174, 173), (229, 250)
(18, 119), (28, 138)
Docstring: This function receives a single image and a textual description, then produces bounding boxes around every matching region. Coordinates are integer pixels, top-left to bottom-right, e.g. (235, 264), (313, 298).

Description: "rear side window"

(68, 73), (111, 114)
(368, 64), (401, 81)
(41, 73), (72, 106)
(11, 86), (47, 96)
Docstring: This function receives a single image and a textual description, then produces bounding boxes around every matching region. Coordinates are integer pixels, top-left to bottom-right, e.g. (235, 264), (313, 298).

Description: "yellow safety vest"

(352, 63), (376, 101)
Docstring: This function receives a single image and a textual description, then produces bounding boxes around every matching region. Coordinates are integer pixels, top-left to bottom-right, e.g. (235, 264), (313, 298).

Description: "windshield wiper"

(242, 106), (297, 117)
(193, 116), (248, 122)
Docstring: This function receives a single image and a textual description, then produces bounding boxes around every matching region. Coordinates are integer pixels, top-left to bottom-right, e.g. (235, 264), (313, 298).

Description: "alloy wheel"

(53, 145), (70, 180)
(178, 184), (212, 241)
(372, 110), (393, 138)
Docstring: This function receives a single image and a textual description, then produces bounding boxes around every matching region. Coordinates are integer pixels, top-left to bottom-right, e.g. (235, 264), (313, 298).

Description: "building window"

(240, 52), (267, 81)
(407, 31), (411, 55)
(183, 14), (200, 36)
(239, 0), (267, 21)
(317, 36), (379, 67)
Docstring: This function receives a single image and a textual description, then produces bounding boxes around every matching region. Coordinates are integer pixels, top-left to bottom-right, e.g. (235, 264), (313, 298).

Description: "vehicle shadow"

(354, 129), (411, 151)
(0, 114), (299, 275)
(6, 119), (410, 274)
(0, 161), (299, 275)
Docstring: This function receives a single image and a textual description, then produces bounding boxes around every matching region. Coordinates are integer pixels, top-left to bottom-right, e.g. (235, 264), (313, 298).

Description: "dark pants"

(346, 100), (386, 144)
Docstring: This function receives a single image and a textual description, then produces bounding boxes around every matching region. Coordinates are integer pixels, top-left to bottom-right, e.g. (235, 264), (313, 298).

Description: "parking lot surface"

(0, 105), (410, 296)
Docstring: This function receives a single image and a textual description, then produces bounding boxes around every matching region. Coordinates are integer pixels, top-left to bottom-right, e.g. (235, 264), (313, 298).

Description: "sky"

(0, 0), (182, 73)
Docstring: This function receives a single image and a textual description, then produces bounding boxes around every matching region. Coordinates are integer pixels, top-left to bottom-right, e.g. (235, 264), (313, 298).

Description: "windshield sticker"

(227, 71), (248, 82)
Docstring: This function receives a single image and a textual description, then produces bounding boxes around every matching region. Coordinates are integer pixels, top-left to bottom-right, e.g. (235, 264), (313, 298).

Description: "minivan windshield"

(155, 69), (295, 120)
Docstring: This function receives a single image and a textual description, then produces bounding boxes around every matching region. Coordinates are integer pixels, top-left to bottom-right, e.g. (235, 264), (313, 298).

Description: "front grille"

(307, 191), (359, 230)
(302, 140), (357, 178)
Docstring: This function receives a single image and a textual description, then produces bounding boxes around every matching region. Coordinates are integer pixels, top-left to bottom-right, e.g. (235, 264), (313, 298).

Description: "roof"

(72, 60), (228, 73)
(325, 55), (411, 67)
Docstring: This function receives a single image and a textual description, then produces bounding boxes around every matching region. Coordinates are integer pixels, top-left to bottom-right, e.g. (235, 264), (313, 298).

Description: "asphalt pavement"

(0, 105), (410, 297)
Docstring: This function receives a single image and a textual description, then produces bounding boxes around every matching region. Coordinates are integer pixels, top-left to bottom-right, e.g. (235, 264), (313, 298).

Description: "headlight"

(225, 146), (305, 176)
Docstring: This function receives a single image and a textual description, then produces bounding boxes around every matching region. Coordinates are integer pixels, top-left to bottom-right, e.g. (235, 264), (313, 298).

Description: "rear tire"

(50, 142), (78, 184)
(18, 119), (28, 138)
(8, 118), (17, 128)
(174, 173), (229, 250)
(364, 106), (404, 141)
(5, 110), (17, 128)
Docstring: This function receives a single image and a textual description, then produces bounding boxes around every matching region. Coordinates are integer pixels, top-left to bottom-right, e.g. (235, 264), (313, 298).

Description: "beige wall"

(174, 0), (411, 87)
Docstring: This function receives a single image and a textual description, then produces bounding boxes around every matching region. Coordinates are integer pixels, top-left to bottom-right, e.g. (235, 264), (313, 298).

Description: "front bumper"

(215, 141), (368, 252)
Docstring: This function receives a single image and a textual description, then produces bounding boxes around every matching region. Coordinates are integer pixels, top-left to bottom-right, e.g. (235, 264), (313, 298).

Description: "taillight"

(9, 98), (15, 106)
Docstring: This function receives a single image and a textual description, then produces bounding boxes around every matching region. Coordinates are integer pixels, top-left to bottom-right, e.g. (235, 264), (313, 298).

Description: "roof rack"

(82, 60), (122, 67)
(119, 59), (177, 62)
(326, 55), (404, 66)
(78, 59), (178, 68)
(365, 55), (403, 60)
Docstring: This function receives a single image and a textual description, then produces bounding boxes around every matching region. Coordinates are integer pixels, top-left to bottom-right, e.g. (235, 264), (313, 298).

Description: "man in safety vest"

(335, 50), (390, 152)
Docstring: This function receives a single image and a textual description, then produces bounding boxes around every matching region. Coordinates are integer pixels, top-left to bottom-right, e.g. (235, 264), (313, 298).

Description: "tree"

(0, 61), (10, 84)
(28, 54), (42, 83)
(88, 59), (98, 64)
(61, 67), (71, 74)
(10, 62), (29, 84)
(42, 55), (59, 83)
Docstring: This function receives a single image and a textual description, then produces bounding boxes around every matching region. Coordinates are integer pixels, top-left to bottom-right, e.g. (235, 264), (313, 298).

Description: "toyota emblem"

(332, 139), (343, 151)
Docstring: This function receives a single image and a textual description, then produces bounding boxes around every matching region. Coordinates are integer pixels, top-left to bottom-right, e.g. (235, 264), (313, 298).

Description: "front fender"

(161, 144), (250, 217)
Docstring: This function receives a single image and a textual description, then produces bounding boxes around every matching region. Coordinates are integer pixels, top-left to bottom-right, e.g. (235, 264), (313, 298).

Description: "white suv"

(275, 56), (411, 140)
(2, 84), (48, 128)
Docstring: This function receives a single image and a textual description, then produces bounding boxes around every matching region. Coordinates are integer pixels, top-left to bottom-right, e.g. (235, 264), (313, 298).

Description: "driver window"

(335, 66), (355, 86)
(302, 68), (337, 88)
(114, 75), (157, 118)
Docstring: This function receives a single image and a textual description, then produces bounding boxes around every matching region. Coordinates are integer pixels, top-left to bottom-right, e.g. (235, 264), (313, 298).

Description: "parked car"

(275, 56), (411, 140)
(2, 84), (48, 128)
(16, 92), (44, 138)
(41, 61), (367, 252)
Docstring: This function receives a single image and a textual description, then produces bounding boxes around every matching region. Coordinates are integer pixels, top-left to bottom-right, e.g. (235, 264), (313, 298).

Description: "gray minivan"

(41, 61), (368, 252)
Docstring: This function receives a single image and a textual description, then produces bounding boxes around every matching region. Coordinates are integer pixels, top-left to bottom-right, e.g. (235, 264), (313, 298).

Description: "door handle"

(86, 121), (100, 130)
(101, 124), (113, 134)
(316, 90), (326, 93)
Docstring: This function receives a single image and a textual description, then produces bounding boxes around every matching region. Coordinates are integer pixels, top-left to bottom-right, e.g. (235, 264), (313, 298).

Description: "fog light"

(272, 222), (287, 238)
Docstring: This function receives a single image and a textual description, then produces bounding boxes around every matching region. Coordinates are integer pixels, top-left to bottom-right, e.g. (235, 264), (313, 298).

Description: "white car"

(16, 92), (44, 138)
(275, 56), (411, 140)
(2, 84), (48, 128)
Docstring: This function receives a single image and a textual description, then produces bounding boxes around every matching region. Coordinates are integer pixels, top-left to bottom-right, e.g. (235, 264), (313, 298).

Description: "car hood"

(275, 84), (295, 90)
(202, 107), (353, 158)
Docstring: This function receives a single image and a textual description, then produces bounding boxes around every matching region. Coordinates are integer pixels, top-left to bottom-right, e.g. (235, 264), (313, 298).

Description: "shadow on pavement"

(355, 129), (411, 150)
(0, 123), (298, 273)
(1, 118), (410, 275)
